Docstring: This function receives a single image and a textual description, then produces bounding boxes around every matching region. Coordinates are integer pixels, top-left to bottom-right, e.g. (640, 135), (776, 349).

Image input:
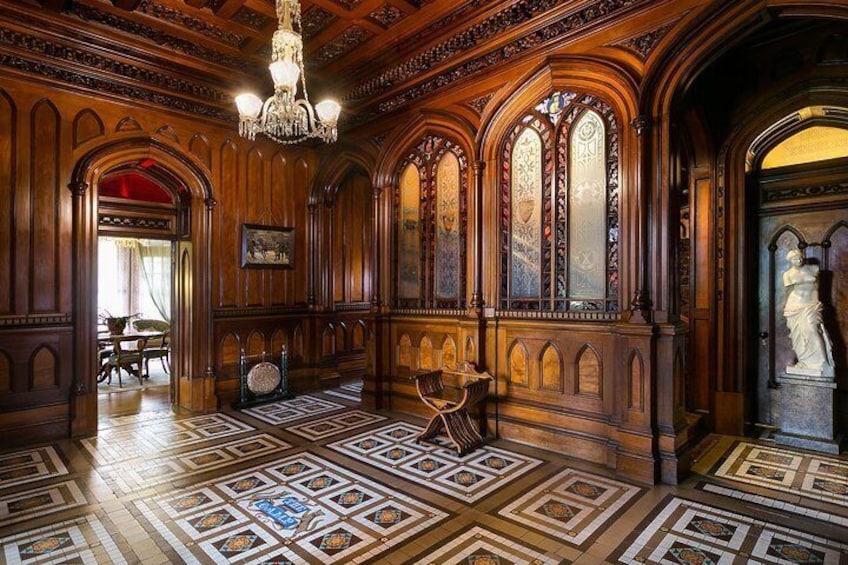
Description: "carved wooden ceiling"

(0, 0), (672, 130)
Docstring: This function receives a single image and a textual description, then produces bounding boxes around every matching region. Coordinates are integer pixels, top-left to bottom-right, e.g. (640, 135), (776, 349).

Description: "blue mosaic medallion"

(415, 458), (445, 473)
(278, 462), (309, 476)
(482, 456), (513, 470)
(811, 478), (848, 496)
(8, 493), (53, 513)
(467, 554), (504, 565)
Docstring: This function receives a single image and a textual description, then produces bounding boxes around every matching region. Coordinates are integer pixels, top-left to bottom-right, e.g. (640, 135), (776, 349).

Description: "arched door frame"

(645, 0), (848, 434)
(69, 137), (216, 437)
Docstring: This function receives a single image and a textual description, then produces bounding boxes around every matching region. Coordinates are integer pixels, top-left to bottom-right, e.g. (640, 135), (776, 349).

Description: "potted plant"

(99, 311), (140, 335)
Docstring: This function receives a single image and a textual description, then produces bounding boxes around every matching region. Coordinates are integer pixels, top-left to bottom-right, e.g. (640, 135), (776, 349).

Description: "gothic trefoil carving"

(466, 93), (495, 115)
(611, 21), (678, 60)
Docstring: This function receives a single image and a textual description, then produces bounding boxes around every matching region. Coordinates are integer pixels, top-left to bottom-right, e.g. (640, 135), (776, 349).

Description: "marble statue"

(782, 248), (835, 375)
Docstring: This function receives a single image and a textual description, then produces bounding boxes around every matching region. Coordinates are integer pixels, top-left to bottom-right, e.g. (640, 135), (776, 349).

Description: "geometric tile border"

(98, 434), (292, 495)
(612, 495), (848, 564)
(240, 395), (346, 425)
(285, 410), (387, 441)
(497, 467), (643, 549)
(324, 381), (363, 402)
(1, 513), (131, 564)
(405, 524), (560, 564)
(328, 422), (544, 502)
(0, 446), (68, 491)
(699, 481), (848, 528)
(80, 413), (256, 465)
(135, 452), (449, 564)
(0, 480), (87, 527)
(714, 442), (848, 509)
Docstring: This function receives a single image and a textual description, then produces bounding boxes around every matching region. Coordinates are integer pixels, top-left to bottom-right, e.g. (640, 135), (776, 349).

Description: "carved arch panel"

(509, 340), (529, 386)
(576, 344), (602, 397)
(31, 346), (58, 390)
(540, 342), (563, 392)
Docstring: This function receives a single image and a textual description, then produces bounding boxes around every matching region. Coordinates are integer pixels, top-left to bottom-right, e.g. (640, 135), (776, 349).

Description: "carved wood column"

(630, 115), (652, 323)
(324, 200), (335, 312)
(69, 180), (96, 437)
(307, 203), (318, 307)
(370, 185), (383, 311)
(470, 160), (485, 316)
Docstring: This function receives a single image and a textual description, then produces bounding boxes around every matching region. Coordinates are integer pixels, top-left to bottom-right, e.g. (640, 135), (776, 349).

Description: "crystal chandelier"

(235, 0), (340, 144)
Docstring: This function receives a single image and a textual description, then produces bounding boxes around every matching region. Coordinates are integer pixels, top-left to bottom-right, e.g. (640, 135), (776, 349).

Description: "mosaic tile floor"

(323, 380), (364, 402)
(1, 401), (847, 564)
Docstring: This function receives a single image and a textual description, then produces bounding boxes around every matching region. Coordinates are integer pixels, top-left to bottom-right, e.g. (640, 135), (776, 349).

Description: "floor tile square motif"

(0, 480), (87, 527)
(80, 413), (255, 465)
(613, 496), (848, 564)
(714, 442), (848, 508)
(98, 434), (292, 494)
(1, 514), (131, 564)
(240, 395), (345, 425)
(497, 468), (642, 548)
(328, 422), (544, 502)
(284, 410), (386, 441)
(407, 525), (559, 564)
(136, 452), (448, 564)
(0, 446), (68, 491)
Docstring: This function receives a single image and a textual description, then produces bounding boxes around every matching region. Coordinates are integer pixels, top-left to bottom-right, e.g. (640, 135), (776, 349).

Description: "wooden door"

(755, 166), (848, 433)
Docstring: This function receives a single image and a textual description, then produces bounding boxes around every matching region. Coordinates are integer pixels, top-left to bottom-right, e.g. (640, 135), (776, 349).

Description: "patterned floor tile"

(240, 395), (345, 425)
(328, 422), (543, 502)
(324, 380), (363, 402)
(612, 496), (848, 564)
(0, 446), (68, 491)
(80, 413), (255, 465)
(406, 524), (561, 564)
(284, 410), (387, 441)
(698, 482), (848, 528)
(714, 442), (848, 509)
(135, 452), (449, 564)
(1, 513), (131, 564)
(0, 480), (87, 527)
(98, 434), (292, 494)
(497, 468), (643, 548)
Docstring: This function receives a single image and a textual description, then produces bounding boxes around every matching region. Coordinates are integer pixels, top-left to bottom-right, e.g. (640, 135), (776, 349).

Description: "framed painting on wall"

(241, 224), (294, 269)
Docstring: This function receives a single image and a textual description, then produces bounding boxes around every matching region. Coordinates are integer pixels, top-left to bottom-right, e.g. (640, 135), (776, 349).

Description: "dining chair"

(133, 319), (171, 377)
(104, 335), (147, 387)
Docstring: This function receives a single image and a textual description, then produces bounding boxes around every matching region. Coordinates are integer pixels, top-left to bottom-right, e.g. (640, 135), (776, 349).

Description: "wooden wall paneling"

(245, 147), (264, 306)
(294, 157), (310, 305)
(0, 350), (9, 392)
(271, 153), (287, 306)
(72, 109), (104, 149)
(189, 133), (211, 169)
(218, 140), (238, 307)
(333, 187), (345, 303)
(246, 329), (264, 354)
(540, 342), (563, 392)
(271, 328), (287, 355)
(0, 90), (13, 315)
(576, 344), (602, 397)
(688, 175), (714, 416)
(30, 346), (58, 390)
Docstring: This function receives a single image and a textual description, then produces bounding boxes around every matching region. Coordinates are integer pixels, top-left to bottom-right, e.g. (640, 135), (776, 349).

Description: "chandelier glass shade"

(235, 0), (340, 144)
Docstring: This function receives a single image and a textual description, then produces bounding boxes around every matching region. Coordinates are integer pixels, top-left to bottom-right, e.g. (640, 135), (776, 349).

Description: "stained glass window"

(398, 163), (421, 301)
(510, 128), (543, 298)
(568, 110), (606, 300)
(395, 136), (467, 309)
(436, 151), (460, 299)
(500, 92), (619, 314)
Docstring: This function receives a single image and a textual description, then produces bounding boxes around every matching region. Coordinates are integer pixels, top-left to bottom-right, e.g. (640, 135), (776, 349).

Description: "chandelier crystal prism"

(235, 0), (340, 144)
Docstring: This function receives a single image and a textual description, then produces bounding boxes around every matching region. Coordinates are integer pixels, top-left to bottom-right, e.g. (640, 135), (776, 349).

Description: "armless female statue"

(782, 248), (835, 374)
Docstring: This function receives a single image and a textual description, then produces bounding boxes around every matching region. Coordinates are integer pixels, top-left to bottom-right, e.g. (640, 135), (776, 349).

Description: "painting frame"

(240, 223), (295, 269)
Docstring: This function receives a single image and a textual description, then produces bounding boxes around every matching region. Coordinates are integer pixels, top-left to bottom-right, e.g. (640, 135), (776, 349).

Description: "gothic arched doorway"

(69, 138), (216, 436)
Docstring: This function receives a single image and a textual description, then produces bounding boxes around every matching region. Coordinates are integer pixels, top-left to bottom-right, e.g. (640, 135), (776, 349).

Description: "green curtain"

(135, 240), (171, 322)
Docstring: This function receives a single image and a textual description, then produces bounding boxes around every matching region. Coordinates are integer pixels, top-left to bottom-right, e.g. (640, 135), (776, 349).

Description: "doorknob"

(759, 331), (769, 346)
